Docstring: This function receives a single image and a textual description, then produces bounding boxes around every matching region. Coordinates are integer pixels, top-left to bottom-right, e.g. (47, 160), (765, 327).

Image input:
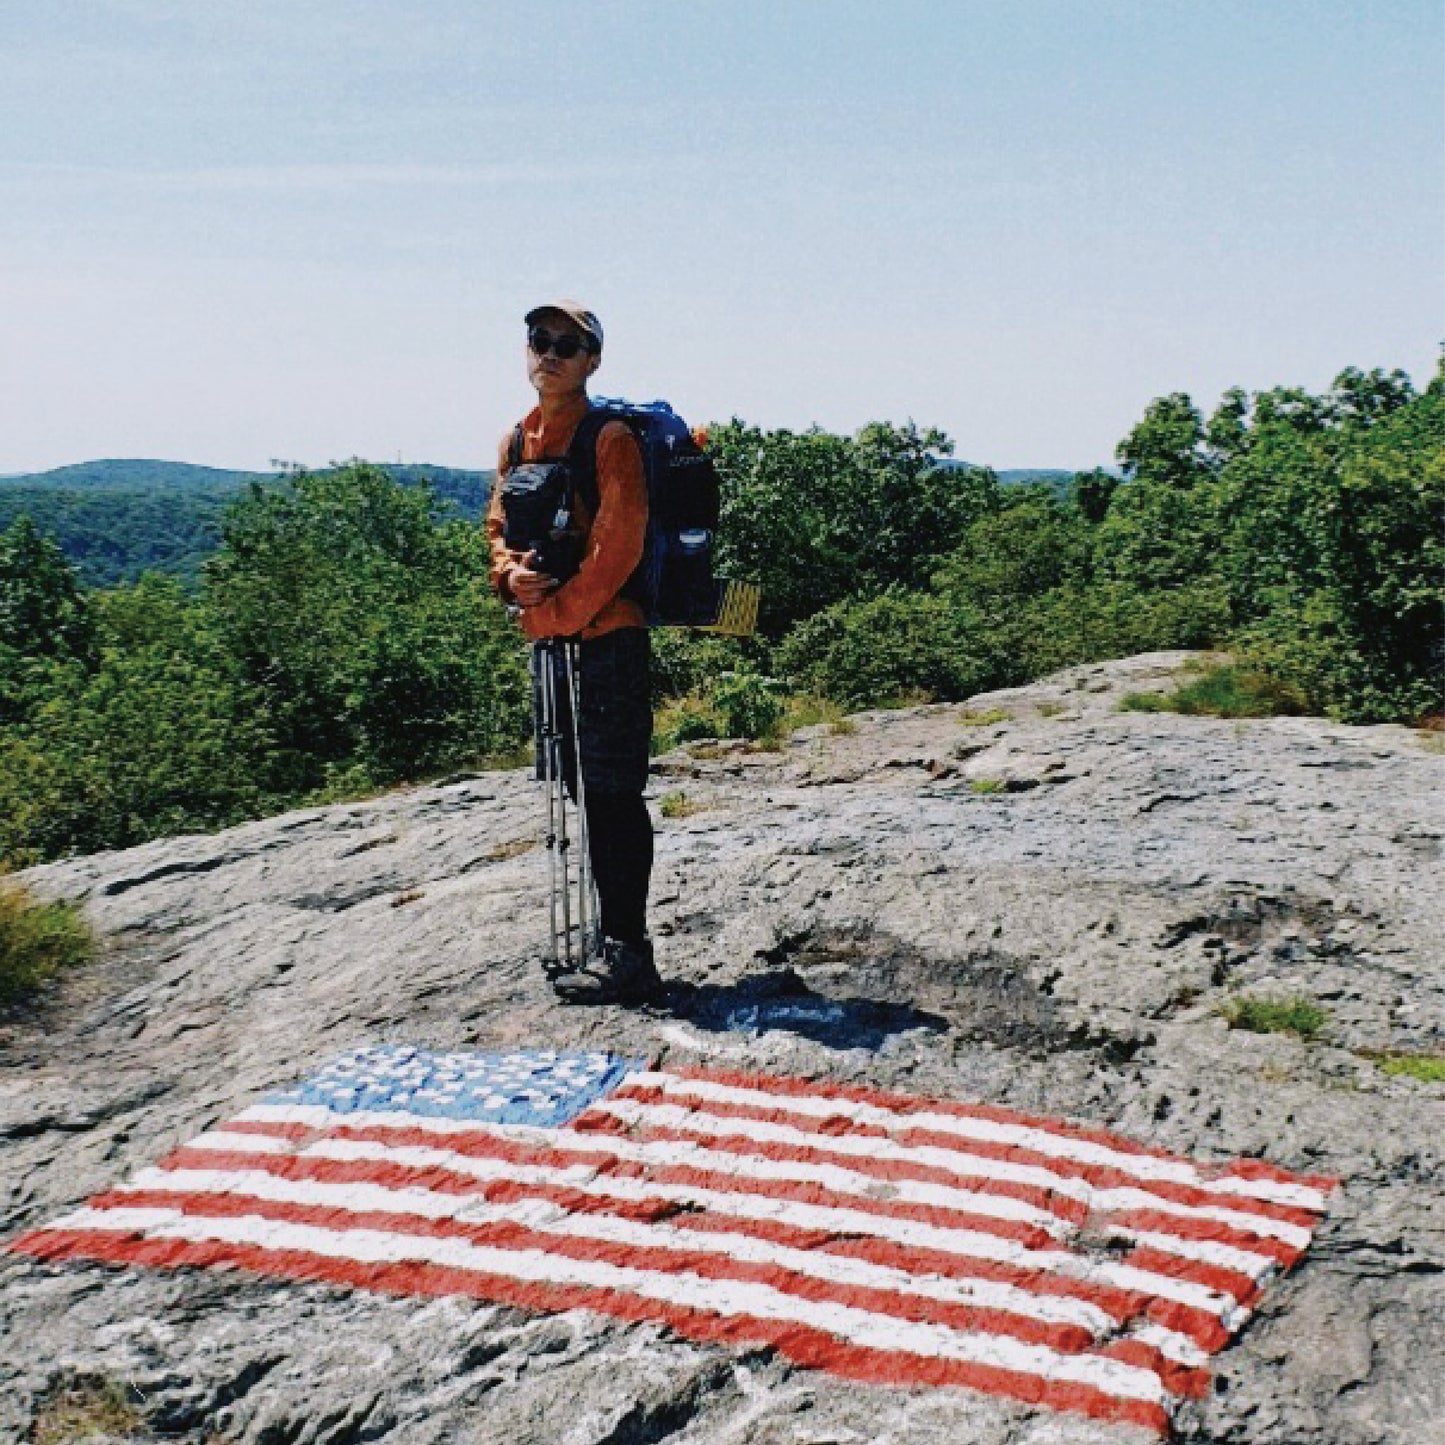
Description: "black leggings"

(582, 789), (653, 946)
(533, 632), (655, 947)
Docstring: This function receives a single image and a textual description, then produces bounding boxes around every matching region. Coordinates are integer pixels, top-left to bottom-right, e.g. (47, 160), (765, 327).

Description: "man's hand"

(510, 550), (559, 608)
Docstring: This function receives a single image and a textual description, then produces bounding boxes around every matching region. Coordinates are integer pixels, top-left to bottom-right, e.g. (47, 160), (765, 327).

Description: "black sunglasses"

(528, 327), (594, 360)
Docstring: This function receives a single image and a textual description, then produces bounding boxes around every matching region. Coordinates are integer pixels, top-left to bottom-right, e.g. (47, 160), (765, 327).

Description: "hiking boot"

(546, 936), (662, 1006)
(604, 936), (664, 1006)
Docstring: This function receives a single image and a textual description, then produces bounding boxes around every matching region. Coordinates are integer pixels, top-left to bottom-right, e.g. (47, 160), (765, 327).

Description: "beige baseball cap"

(524, 300), (603, 351)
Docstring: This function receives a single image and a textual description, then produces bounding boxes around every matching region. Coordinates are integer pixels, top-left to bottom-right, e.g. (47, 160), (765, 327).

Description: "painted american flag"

(8, 1045), (1334, 1436)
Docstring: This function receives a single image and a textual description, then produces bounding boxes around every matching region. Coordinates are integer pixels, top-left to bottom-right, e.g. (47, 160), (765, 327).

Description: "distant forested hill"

(0, 455), (1079, 592)
(0, 455), (1076, 590)
(994, 468), (1076, 489)
(0, 459), (273, 491)
(0, 460), (494, 589)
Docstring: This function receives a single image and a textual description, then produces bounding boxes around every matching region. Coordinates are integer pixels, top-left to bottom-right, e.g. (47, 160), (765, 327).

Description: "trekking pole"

(548, 644), (577, 970)
(535, 642), (562, 971)
(541, 642), (576, 970)
(562, 639), (601, 958)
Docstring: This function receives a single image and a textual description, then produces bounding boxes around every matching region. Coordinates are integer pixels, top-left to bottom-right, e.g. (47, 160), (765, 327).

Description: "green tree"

(0, 573), (293, 865)
(1001, 580), (1231, 681)
(706, 420), (996, 636)
(845, 422), (996, 590)
(1096, 395), (1222, 593)
(927, 473), (1230, 689)
(1114, 393), (1213, 490)
(0, 514), (94, 661)
(1204, 387), (1251, 466)
(1069, 468), (1120, 524)
(1218, 363), (1443, 720)
(648, 630), (766, 707)
(0, 515), (97, 729)
(936, 486), (1093, 609)
(1326, 366), (1415, 429)
(776, 589), (988, 707)
(203, 461), (529, 785)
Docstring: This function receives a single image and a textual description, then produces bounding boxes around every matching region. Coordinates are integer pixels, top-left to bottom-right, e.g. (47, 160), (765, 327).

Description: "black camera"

(500, 461), (584, 583)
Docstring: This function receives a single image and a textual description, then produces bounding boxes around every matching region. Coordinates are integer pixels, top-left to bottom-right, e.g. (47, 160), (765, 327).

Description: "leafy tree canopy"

(707, 420), (996, 635)
(0, 514), (94, 662)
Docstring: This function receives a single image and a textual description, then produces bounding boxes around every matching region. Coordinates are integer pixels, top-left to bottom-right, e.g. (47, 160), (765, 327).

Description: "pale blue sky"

(2, 0), (1441, 472)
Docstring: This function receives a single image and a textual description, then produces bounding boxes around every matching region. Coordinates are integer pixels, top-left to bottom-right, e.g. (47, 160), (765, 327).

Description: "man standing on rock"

(485, 301), (664, 1006)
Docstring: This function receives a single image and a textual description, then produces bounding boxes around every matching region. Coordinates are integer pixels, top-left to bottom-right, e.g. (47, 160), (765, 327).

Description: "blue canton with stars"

(267, 1045), (641, 1127)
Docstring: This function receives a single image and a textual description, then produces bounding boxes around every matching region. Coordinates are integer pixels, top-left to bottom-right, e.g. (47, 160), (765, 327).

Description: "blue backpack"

(503, 397), (756, 633)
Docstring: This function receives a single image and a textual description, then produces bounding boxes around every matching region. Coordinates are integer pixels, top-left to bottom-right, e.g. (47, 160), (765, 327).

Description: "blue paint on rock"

(268, 1045), (643, 1127)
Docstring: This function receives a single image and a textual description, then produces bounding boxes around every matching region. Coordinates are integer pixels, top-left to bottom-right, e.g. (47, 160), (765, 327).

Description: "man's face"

(526, 311), (600, 398)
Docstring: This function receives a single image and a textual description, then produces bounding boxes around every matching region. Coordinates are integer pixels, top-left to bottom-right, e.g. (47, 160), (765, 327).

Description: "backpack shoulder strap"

(506, 423), (524, 472)
(566, 405), (631, 514)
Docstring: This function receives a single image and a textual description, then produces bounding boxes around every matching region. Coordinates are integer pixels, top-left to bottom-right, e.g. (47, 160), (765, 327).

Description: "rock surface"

(2, 651), (1442, 1445)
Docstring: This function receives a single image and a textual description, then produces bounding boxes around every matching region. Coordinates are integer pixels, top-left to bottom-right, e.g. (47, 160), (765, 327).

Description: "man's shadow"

(657, 967), (948, 1052)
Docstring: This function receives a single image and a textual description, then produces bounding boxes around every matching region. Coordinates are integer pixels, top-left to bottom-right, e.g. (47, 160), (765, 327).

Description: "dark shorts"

(532, 627), (653, 796)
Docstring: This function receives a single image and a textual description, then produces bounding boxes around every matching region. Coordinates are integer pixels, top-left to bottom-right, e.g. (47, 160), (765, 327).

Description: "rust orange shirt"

(487, 393), (648, 640)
